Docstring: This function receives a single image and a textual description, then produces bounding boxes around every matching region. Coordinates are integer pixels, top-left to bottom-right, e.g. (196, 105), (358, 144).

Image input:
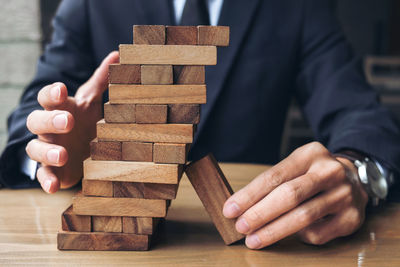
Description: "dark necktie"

(180, 0), (210, 26)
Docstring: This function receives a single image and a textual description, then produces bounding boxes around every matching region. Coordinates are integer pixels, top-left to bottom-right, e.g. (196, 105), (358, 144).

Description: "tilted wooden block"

(153, 143), (189, 164)
(82, 179), (113, 197)
(166, 26), (197, 45)
(198, 26), (230, 46)
(84, 157), (182, 184)
(90, 138), (121, 161)
(113, 181), (178, 200)
(61, 205), (91, 232)
(92, 216), (122, 233)
(185, 154), (245, 245)
(97, 119), (194, 143)
(109, 84), (206, 104)
(133, 25), (165, 45)
(122, 141), (153, 162)
(123, 217), (160, 235)
(173, 65), (205, 84)
(104, 102), (136, 123)
(119, 44), (217, 65)
(108, 64), (141, 84)
(57, 231), (150, 251)
(168, 104), (200, 124)
(141, 65), (173, 85)
(136, 104), (168, 124)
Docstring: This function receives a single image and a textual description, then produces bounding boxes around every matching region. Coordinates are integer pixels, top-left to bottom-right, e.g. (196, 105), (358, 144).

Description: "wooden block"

(84, 157), (182, 184)
(122, 141), (153, 162)
(198, 26), (230, 46)
(119, 44), (217, 65)
(136, 104), (168, 124)
(173, 66), (205, 84)
(90, 138), (121, 161)
(109, 84), (206, 104)
(57, 231), (150, 251)
(185, 154), (245, 245)
(166, 26), (197, 45)
(61, 205), (91, 232)
(108, 64), (140, 84)
(92, 216), (122, 233)
(97, 119), (194, 143)
(82, 179), (113, 197)
(73, 192), (168, 217)
(133, 25), (165, 45)
(123, 217), (159, 235)
(168, 104), (200, 124)
(141, 65), (172, 85)
(104, 102), (135, 123)
(113, 182), (178, 200)
(153, 143), (189, 164)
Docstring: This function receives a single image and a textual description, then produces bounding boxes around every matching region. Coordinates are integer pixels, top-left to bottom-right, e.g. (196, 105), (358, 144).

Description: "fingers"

(26, 110), (74, 135)
(37, 82), (68, 110)
(37, 166), (61, 194)
(26, 139), (68, 167)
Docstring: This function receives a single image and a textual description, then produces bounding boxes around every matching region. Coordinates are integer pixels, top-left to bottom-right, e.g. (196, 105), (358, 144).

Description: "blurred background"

(0, 0), (399, 157)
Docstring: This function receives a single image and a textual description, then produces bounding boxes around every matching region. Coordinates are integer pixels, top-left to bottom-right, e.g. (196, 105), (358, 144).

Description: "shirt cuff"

(20, 149), (37, 181)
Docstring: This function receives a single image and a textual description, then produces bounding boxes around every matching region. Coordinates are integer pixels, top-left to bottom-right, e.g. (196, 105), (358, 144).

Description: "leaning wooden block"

(166, 26), (197, 45)
(97, 119), (194, 143)
(84, 158), (182, 184)
(122, 141), (153, 162)
(123, 217), (160, 235)
(153, 143), (189, 164)
(136, 104), (168, 124)
(61, 205), (91, 232)
(114, 181), (179, 200)
(198, 26), (230, 46)
(133, 25), (165, 45)
(57, 231), (150, 251)
(82, 179), (113, 197)
(109, 64), (140, 84)
(185, 154), (245, 245)
(90, 138), (121, 161)
(173, 66), (205, 84)
(109, 84), (206, 104)
(141, 65), (172, 85)
(104, 102), (136, 123)
(119, 45), (217, 65)
(92, 216), (122, 233)
(168, 104), (200, 124)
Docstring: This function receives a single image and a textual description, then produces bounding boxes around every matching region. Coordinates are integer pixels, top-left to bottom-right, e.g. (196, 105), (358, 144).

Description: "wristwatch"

(335, 151), (389, 206)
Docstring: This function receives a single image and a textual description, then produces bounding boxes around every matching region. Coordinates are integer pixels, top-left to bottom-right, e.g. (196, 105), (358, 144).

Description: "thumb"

(75, 51), (119, 102)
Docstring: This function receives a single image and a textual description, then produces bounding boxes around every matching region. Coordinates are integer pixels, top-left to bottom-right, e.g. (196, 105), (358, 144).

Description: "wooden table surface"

(1, 163), (399, 266)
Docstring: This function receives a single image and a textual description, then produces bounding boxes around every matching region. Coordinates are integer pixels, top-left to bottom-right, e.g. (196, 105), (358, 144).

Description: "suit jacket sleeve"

(0, 0), (95, 188)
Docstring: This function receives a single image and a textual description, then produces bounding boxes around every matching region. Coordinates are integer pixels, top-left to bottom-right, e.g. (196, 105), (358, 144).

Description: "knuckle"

(346, 208), (363, 229)
(281, 183), (300, 205)
(245, 208), (265, 225)
(302, 230), (325, 245)
(296, 207), (315, 226)
(263, 169), (283, 189)
(259, 226), (275, 244)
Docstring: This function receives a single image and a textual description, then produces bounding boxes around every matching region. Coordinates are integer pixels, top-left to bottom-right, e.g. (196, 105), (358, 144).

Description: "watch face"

(365, 160), (388, 199)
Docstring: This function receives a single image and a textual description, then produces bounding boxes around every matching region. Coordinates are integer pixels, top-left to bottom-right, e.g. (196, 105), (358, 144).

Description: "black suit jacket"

(1, 0), (400, 193)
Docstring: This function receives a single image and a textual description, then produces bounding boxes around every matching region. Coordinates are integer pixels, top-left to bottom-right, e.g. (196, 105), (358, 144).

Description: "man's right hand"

(25, 51), (119, 194)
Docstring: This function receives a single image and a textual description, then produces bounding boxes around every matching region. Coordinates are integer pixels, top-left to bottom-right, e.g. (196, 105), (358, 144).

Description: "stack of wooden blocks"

(57, 25), (230, 251)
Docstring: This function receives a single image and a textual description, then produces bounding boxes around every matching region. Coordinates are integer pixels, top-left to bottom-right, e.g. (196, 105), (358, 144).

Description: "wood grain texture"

(198, 26), (230, 46)
(82, 179), (113, 197)
(108, 64), (140, 84)
(133, 25), (165, 45)
(123, 217), (159, 235)
(109, 84), (206, 104)
(173, 65), (205, 84)
(141, 65), (172, 85)
(113, 181), (178, 200)
(57, 231), (150, 251)
(122, 141), (153, 162)
(90, 138), (121, 161)
(119, 45), (217, 65)
(153, 143), (189, 164)
(185, 154), (244, 245)
(168, 104), (200, 124)
(61, 205), (91, 232)
(104, 102), (136, 123)
(136, 104), (168, 124)
(83, 157), (182, 184)
(97, 119), (194, 143)
(166, 26), (197, 45)
(92, 216), (122, 233)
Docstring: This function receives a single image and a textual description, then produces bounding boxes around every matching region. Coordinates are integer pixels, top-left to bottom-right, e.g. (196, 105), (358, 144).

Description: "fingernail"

(47, 149), (60, 164)
(43, 179), (52, 193)
(246, 234), (261, 249)
(51, 85), (61, 101)
(223, 201), (241, 217)
(53, 114), (68, 130)
(236, 218), (250, 233)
